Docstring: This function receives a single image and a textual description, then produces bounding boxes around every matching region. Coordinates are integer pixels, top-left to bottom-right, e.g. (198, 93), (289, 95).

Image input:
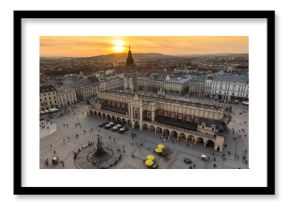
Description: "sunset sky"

(40, 36), (248, 57)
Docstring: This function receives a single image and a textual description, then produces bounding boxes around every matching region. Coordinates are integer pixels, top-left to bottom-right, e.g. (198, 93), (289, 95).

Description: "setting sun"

(113, 40), (124, 53)
(40, 36), (248, 57)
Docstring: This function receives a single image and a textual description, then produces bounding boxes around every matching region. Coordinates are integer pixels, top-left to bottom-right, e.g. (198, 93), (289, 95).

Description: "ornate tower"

(126, 45), (135, 66)
(124, 45), (137, 92)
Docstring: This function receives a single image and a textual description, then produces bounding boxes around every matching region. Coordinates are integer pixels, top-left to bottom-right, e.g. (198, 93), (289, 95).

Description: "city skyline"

(40, 36), (248, 57)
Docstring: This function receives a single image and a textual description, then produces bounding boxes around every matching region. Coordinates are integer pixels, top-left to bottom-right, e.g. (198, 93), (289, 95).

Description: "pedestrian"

(45, 158), (49, 166)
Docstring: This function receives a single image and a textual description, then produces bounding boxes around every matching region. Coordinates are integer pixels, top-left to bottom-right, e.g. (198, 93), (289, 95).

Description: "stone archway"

(179, 133), (186, 142)
(171, 131), (178, 139)
(122, 118), (127, 124)
(188, 135), (195, 144)
(102, 113), (106, 118)
(149, 125), (155, 132)
(107, 114), (111, 121)
(206, 140), (215, 148)
(156, 127), (162, 133)
(94, 111), (97, 115)
(142, 123), (148, 130)
(117, 117), (121, 123)
(112, 115), (116, 122)
(196, 137), (205, 146)
(163, 129), (170, 137)
(98, 112), (102, 117)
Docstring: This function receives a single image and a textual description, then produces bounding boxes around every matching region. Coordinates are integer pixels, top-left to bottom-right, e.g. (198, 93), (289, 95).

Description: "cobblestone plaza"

(40, 98), (249, 169)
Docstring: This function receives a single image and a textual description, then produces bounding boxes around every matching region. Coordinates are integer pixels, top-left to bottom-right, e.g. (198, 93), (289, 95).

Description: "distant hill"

(78, 53), (180, 62)
(176, 53), (248, 57)
(41, 53), (180, 63)
(41, 53), (248, 62)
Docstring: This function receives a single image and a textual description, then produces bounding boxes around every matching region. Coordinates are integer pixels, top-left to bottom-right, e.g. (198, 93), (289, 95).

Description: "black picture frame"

(14, 10), (275, 195)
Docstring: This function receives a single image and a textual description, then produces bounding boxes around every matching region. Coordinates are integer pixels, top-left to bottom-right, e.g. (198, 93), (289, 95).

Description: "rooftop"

(165, 76), (192, 84)
(102, 91), (224, 111)
(191, 74), (206, 82)
(40, 85), (56, 93)
(138, 72), (167, 81)
(56, 86), (75, 93)
(213, 74), (248, 83)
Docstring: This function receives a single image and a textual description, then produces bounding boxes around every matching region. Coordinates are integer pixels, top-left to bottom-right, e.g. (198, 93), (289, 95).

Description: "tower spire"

(126, 44), (134, 66)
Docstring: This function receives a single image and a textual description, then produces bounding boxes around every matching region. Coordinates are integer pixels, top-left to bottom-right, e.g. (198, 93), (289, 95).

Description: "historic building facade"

(162, 75), (192, 95)
(211, 74), (249, 100)
(98, 76), (124, 91)
(88, 90), (230, 152)
(75, 79), (98, 100)
(189, 74), (206, 97)
(40, 85), (58, 111)
(56, 86), (77, 107)
(63, 75), (99, 101)
(137, 72), (166, 92)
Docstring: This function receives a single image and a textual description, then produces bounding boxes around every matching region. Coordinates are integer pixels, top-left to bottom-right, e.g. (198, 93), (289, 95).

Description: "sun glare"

(113, 40), (124, 53)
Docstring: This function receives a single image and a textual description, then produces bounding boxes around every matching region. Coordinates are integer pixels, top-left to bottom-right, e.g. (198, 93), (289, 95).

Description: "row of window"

(40, 96), (56, 101)
(213, 91), (246, 97)
(42, 92), (56, 96)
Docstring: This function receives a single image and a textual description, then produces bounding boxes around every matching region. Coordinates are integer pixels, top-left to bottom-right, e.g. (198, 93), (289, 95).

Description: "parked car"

(118, 127), (128, 134)
(201, 154), (208, 161)
(111, 126), (119, 131)
(104, 124), (113, 129)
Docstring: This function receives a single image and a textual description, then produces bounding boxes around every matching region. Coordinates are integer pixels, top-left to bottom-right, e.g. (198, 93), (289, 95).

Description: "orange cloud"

(40, 36), (248, 57)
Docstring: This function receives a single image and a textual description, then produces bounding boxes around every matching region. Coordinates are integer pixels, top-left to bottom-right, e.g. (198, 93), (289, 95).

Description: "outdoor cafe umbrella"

(157, 144), (165, 149)
(145, 159), (154, 167)
(146, 155), (155, 161)
(155, 147), (163, 153)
